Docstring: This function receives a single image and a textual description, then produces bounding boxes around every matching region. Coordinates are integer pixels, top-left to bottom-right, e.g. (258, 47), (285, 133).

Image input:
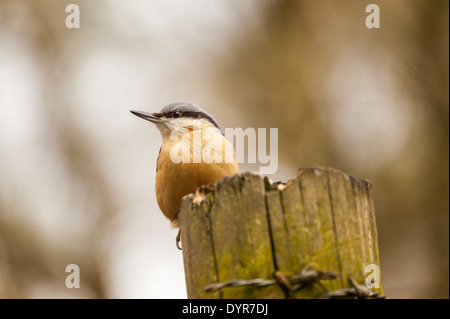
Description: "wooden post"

(179, 167), (383, 298)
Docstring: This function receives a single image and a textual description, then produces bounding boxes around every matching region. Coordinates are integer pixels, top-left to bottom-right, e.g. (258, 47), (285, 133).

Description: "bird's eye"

(172, 111), (181, 118)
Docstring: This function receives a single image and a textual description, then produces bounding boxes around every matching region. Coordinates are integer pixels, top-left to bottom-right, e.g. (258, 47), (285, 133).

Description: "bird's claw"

(176, 230), (182, 250)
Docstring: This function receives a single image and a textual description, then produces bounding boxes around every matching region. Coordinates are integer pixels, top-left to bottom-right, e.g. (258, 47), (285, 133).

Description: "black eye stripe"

(164, 110), (181, 118)
(163, 111), (220, 129)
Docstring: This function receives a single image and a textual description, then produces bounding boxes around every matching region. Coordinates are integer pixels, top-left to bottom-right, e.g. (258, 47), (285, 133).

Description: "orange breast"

(155, 132), (239, 227)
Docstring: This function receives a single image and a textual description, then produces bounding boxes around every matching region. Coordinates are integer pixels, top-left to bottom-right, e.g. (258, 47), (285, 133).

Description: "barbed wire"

(204, 263), (385, 299)
(205, 263), (337, 295)
(322, 276), (386, 299)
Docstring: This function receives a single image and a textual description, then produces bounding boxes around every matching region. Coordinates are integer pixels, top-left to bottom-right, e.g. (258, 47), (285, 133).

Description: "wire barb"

(322, 276), (386, 299)
(288, 263), (339, 293)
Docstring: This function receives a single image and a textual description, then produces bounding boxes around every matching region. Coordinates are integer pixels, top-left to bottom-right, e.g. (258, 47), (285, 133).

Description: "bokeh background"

(0, 0), (448, 298)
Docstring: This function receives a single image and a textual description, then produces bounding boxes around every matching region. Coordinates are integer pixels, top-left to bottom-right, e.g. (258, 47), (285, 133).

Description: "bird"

(130, 102), (240, 249)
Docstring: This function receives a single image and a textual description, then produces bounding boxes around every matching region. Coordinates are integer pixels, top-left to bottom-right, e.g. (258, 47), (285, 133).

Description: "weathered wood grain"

(179, 167), (383, 298)
(209, 173), (281, 298)
(179, 186), (218, 299)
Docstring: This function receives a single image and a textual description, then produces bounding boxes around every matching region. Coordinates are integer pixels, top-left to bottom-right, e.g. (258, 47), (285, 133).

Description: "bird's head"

(130, 102), (221, 139)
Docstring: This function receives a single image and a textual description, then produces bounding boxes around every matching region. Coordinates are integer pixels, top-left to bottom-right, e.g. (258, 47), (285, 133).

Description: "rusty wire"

(204, 263), (338, 294)
(204, 278), (277, 292)
(322, 276), (386, 299)
(204, 263), (385, 299)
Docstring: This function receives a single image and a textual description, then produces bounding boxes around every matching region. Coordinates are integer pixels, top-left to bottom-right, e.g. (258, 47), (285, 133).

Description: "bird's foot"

(176, 230), (182, 250)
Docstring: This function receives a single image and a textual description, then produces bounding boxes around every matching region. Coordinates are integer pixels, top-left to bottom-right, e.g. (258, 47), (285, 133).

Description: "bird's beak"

(130, 110), (163, 123)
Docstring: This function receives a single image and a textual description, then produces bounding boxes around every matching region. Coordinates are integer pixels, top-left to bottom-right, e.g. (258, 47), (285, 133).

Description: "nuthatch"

(131, 102), (240, 248)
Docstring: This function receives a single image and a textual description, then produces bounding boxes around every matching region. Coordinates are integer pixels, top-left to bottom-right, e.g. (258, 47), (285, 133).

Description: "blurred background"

(0, 0), (448, 298)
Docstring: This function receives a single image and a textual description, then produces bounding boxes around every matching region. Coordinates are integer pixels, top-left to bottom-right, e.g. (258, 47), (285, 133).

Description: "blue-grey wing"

(156, 146), (161, 173)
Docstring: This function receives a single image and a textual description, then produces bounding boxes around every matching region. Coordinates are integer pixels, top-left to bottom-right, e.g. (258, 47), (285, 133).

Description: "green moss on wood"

(179, 167), (383, 299)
